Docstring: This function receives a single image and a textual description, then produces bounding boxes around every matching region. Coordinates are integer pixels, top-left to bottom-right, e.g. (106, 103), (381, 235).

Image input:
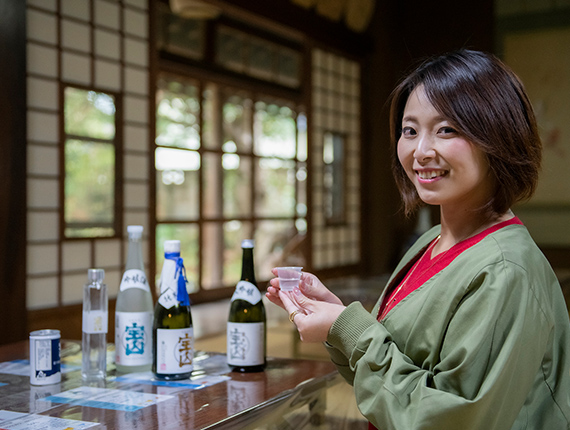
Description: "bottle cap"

(127, 225), (143, 238)
(87, 268), (105, 283)
(164, 240), (180, 253)
(241, 239), (254, 249)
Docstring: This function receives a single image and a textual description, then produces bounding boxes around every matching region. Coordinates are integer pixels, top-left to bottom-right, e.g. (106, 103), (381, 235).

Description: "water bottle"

(227, 239), (266, 372)
(82, 268), (108, 380)
(115, 225), (154, 373)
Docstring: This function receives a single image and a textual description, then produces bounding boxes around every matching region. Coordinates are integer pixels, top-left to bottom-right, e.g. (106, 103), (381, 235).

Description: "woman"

(266, 50), (570, 429)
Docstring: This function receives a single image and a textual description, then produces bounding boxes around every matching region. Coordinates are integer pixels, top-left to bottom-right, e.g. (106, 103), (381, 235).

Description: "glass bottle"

(115, 225), (154, 373)
(227, 239), (266, 372)
(152, 240), (194, 380)
(82, 268), (108, 380)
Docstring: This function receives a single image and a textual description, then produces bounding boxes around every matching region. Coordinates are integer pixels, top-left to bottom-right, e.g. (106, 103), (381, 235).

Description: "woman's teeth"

(417, 170), (445, 179)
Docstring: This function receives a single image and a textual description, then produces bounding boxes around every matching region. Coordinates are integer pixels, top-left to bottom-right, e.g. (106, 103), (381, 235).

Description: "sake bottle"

(115, 225), (154, 373)
(152, 240), (194, 380)
(227, 239), (266, 372)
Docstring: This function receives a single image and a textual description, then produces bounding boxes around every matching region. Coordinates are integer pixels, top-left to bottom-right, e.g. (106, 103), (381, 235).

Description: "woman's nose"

(414, 134), (436, 162)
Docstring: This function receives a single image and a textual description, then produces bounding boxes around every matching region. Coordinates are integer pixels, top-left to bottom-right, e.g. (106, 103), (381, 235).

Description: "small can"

(29, 329), (61, 385)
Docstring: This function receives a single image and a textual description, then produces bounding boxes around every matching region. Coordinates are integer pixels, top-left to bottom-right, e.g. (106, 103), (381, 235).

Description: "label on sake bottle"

(82, 310), (108, 334)
(119, 269), (150, 292)
(227, 322), (265, 366)
(230, 281), (262, 305)
(115, 311), (153, 367)
(155, 327), (194, 375)
(157, 287), (178, 310)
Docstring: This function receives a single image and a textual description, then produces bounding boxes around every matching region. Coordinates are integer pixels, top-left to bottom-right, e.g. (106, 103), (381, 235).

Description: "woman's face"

(397, 86), (494, 213)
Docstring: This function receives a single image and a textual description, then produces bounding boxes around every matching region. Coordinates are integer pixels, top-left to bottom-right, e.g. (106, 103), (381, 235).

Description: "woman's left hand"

(280, 288), (346, 343)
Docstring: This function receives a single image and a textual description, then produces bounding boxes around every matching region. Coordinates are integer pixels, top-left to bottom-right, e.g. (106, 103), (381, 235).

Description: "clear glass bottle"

(115, 225), (154, 373)
(152, 240), (194, 380)
(82, 268), (108, 380)
(227, 239), (266, 372)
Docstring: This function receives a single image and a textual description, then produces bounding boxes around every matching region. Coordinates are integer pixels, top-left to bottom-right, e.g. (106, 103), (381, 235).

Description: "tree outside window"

(63, 86), (119, 239)
(155, 76), (307, 296)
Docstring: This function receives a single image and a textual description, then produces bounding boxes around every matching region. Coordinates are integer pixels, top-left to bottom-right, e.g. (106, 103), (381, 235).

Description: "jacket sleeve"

(326, 260), (553, 430)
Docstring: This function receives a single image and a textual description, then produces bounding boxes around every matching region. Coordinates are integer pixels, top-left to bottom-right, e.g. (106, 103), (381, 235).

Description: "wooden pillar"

(0, 0), (28, 344)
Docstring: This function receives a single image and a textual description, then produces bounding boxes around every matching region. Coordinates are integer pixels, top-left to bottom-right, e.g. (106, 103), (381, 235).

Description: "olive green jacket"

(326, 223), (570, 429)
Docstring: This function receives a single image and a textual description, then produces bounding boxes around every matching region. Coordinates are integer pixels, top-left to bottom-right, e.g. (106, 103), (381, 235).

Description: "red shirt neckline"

(378, 216), (523, 321)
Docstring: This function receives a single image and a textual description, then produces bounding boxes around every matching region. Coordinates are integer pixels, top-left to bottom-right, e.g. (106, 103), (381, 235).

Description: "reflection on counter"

(0, 339), (362, 429)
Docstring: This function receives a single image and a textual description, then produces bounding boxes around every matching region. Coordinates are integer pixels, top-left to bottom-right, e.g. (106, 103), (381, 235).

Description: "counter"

(0, 340), (342, 429)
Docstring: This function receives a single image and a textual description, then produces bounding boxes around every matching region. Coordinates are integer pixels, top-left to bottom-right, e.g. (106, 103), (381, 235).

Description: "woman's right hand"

(266, 270), (343, 311)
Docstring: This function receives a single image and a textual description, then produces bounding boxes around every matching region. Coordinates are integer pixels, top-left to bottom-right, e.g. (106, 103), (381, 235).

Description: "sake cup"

(276, 267), (303, 291)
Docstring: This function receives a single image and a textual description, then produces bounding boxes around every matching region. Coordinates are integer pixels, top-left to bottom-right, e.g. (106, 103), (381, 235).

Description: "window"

(63, 86), (119, 238)
(157, 5), (302, 90)
(156, 76), (307, 293)
(323, 131), (346, 225)
(216, 26), (301, 88)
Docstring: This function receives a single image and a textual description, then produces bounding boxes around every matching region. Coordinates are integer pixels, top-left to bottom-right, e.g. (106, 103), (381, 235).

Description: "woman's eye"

(438, 126), (457, 135)
(401, 126), (416, 137)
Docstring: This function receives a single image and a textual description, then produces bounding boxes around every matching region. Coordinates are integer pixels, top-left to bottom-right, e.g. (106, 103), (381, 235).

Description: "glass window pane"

(64, 140), (115, 238)
(155, 68), (305, 296)
(224, 154), (251, 218)
(216, 26), (245, 73)
(254, 101), (296, 158)
(223, 221), (253, 286)
(255, 158), (296, 217)
(203, 221), (254, 289)
(202, 83), (222, 150)
(155, 148), (200, 220)
(158, 7), (205, 60)
(254, 220), (301, 278)
(223, 92), (253, 152)
(296, 218), (308, 235)
(202, 222), (223, 289)
(296, 162), (308, 217)
(323, 132), (346, 224)
(297, 113), (308, 162)
(249, 37), (274, 80)
(156, 78), (200, 150)
(203, 152), (223, 219)
(65, 88), (116, 140)
(277, 47), (301, 88)
(156, 223), (199, 294)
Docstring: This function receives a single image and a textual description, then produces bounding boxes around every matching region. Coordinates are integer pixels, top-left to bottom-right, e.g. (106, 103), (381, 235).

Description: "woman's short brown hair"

(389, 49), (542, 217)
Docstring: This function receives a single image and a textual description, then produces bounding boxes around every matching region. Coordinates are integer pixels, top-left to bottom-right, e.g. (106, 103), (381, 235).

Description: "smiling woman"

(266, 49), (570, 430)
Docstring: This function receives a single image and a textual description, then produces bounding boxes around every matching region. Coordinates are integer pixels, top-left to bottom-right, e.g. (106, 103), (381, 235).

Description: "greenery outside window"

(63, 86), (119, 238)
(156, 76), (307, 295)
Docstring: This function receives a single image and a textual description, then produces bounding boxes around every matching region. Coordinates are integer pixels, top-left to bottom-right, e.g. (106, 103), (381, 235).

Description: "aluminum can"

(29, 329), (61, 385)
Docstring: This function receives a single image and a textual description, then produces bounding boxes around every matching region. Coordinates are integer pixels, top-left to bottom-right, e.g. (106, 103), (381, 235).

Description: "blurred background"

(1, 0), (569, 346)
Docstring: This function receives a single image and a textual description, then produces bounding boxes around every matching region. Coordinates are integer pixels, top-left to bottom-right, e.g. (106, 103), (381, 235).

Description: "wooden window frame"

(154, 71), (307, 303)
(59, 83), (123, 241)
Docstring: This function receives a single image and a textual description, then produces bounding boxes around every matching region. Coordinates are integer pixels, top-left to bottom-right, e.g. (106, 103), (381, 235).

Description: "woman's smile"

(415, 169), (448, 182)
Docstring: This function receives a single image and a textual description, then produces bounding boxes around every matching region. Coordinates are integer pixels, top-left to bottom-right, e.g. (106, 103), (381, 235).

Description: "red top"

(378, 216), (523, 321)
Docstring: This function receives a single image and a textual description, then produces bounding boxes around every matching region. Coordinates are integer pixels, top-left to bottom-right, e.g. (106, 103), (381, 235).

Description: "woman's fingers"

(275, 285), (348, 343)
(300, 273), (343, 305)
(279, 289), (302, 313)
(279, 289), (310, 327)
(280, 292), (346, 343)
(265, 285), (284, 309)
